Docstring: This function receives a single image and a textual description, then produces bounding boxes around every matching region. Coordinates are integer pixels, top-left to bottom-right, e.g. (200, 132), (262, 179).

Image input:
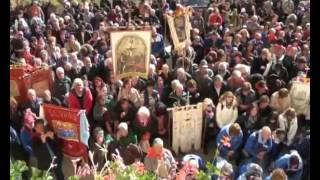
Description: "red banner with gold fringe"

(43, 104), (88, 158)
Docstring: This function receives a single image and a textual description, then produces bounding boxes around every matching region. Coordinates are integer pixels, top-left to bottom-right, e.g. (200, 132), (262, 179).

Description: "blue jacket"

(275, 152), (303, 180)
(216, 124), (243, 157)
(151, 33), (164, 55)
(20, 126), (34, 156)
(244, 130), (272, 159)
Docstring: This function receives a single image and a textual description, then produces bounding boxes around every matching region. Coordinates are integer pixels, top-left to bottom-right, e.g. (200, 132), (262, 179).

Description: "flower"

(220, 136), (231, 148)
(132, 161), (145, 173)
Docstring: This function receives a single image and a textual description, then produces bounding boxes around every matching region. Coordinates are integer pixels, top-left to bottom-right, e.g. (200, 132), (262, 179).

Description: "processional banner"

(43, 104), (89, 158)
(171, 103), (203, 154)
(111, 30), (151, 79)
(10, 66), (54, 103)
(165, 6), (192, 53)
(10, 65), (29, 103)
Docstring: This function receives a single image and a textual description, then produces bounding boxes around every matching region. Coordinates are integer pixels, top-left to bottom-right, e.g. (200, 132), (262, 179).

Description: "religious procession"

(10, 0), (310, 179)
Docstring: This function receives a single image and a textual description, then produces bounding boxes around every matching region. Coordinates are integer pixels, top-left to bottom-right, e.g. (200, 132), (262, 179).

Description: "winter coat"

(244, 130), (273, 159)
(91, 142), (108, 171)
(278, 114), (298, 146)
(20, 126), (35, 156)
(275, 151), (303, 180)
(143, 90), (160, 113)
(22, 98), (42, 116)
(216, 101), (238, 129)
(68, 88), (93, 114)
(216, 124), (243, 157)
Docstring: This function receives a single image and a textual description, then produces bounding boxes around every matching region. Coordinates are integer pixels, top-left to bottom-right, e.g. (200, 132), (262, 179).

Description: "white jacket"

(289, 81), (310, 116)
(216, 101), (238, 129)
(278, 114), (298, 146)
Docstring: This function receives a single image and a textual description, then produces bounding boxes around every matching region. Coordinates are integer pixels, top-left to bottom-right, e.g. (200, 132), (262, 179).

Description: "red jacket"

(68, 88), (93, 114)
(208, 13), (222, 26)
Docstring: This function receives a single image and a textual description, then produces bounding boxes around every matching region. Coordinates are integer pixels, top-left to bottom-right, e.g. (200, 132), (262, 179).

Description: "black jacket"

(53, 76), (72, 102)
(80, 64), (99, 82)
(43, 97), (62, 106)
(32, 135), (62, 170)
(22, 98), (41, 116)
(209, 83), (229, 105)
(251, 57), (269, 75)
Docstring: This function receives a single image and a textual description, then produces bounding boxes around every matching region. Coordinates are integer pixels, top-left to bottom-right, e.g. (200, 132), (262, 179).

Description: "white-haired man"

(168, 82), (188, 107)
(53, 67), (72, 104)
(22, 89), (42, 116)
(132, 106), (158, 153)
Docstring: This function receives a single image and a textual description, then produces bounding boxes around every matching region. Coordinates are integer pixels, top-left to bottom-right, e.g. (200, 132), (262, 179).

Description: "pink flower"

(221, 136), (231, 148)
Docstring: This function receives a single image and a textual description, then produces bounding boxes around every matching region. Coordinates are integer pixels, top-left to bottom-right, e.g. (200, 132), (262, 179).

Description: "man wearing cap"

(275, 150), (303, 180)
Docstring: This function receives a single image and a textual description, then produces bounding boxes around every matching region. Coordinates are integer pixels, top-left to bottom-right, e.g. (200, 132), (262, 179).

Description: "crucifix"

(127, 1), (134, 25)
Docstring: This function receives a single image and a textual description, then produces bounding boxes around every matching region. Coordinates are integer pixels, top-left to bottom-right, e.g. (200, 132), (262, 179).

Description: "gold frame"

(111, 30), (151, 79)
(166, 10), (192, 52)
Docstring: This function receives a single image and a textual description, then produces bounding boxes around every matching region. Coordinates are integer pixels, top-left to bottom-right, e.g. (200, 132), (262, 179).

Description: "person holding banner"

(32, 119), (64, 179)
(20, 109), (37, 167)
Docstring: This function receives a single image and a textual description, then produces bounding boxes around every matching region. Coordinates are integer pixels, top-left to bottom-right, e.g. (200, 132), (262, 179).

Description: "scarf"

(146, 147), (164, 160)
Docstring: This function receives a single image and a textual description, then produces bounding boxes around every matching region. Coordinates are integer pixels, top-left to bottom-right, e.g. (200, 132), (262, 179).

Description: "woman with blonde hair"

(216, 91), (238, 129)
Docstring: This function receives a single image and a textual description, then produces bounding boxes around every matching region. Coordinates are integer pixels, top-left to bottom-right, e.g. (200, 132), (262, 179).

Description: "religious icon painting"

(111, 30), (151, 79)
(165, 7), (192, 52)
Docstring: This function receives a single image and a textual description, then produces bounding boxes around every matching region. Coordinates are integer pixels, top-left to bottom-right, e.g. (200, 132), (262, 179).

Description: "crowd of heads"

(10, 0), (310, 179)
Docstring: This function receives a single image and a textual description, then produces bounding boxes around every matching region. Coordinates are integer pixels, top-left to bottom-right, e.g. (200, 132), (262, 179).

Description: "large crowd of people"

(10, 0), (310, 179)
